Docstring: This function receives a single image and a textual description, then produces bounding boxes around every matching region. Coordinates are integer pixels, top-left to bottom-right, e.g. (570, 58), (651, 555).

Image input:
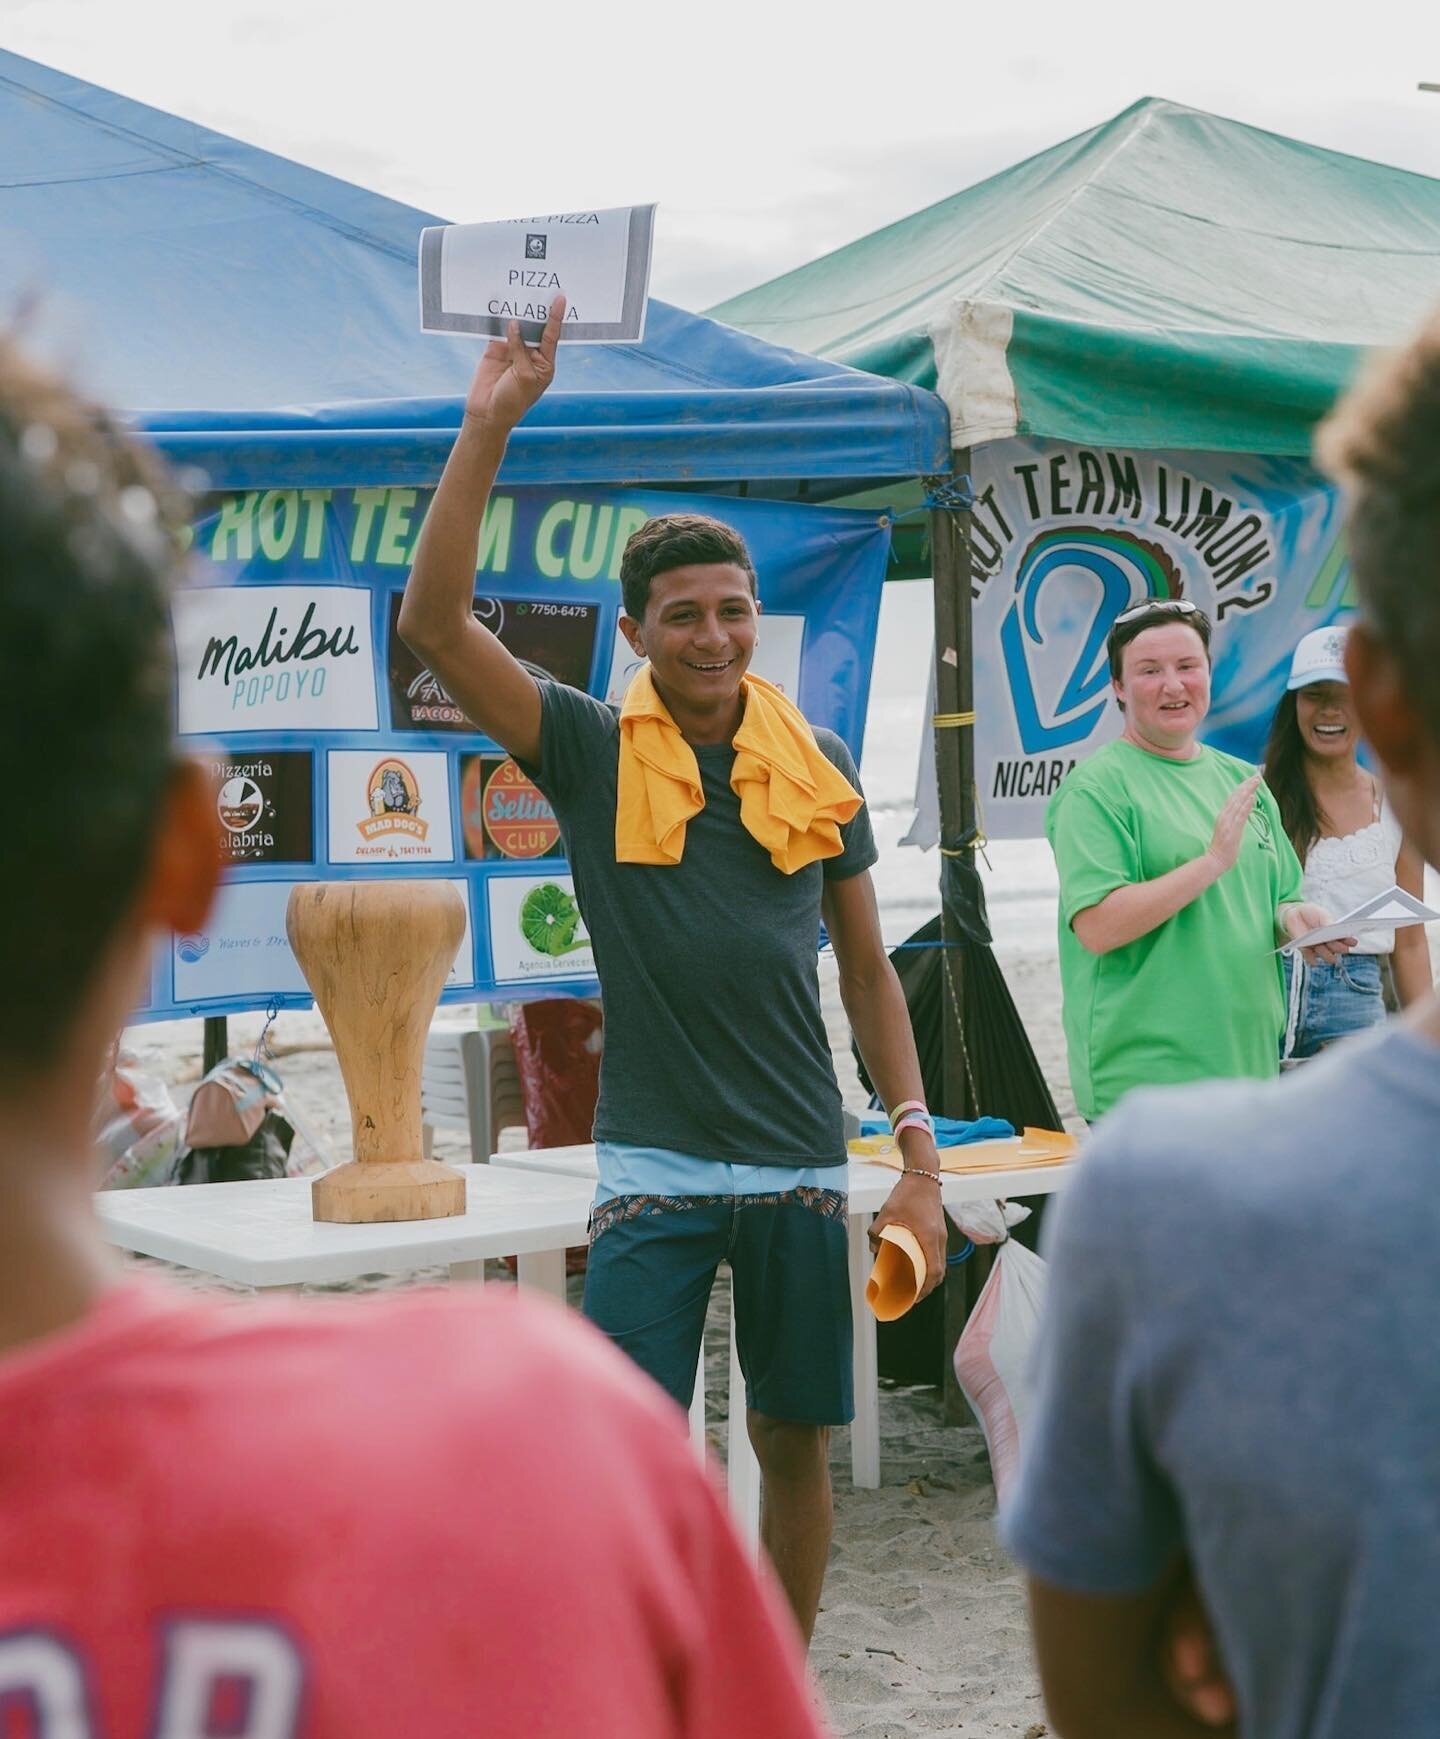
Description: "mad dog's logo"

(358, 758), (428, 844)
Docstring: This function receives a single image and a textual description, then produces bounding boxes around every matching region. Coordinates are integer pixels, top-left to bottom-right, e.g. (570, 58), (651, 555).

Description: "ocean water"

(859, 580), (1060, 954)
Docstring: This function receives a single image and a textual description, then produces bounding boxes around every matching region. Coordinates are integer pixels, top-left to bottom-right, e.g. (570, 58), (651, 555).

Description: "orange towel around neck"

(616, 667), (862, 872)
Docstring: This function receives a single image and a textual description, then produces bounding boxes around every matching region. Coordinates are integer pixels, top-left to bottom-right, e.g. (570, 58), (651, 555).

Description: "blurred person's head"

(0, 341), (219, 1115)
(1316, 312), (1440, 870)
(1105, 600), (1213, 756)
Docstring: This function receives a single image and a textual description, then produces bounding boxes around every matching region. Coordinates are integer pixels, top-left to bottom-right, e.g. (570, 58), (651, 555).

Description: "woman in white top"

(1263, 625), (1432, 1057)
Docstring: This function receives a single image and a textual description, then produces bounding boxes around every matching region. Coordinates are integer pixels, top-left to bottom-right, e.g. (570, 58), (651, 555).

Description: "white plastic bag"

(952, 1237), (1047, 1501)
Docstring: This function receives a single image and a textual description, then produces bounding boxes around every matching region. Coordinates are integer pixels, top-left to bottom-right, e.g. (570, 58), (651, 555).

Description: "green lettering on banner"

(376, 489), (418, 565)
(568, 504), (612, 581)
(535, 500), (575, 579)
(477, 497), (513, 573)
(1305, 532), (1357, 611)
(256, 490), (299, 561)
(350, 488), (388, 564)
(211, 493), (257, 561)
(300, 490), (332, 560)
(608, 507), (648, 579)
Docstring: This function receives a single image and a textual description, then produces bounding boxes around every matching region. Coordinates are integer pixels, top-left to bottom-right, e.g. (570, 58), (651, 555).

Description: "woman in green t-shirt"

(1046, 600), (1350, 1121)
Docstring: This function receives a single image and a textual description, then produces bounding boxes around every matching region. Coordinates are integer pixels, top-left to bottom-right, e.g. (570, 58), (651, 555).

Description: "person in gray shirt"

(1001, 306), (1440, 1739)
(399, 299), (946, 1645)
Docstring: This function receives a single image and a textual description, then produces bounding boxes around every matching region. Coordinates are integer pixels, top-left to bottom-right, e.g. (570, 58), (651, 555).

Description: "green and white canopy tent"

(710, 97), (1440, 1131)
(713, 95), (1440, 462)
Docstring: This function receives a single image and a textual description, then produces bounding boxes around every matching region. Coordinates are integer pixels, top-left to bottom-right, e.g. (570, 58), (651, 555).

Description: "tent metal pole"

(202, 1016), (228, 1075)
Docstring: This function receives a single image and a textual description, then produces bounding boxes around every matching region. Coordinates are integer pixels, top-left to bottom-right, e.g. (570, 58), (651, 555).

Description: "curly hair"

(618, 513), (756, 620)
(1315, 311), (1440, 739)
(0, 340), (190, 1078)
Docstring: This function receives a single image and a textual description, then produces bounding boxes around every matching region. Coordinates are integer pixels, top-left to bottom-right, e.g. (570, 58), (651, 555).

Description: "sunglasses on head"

(1114, 597), (1198, 628)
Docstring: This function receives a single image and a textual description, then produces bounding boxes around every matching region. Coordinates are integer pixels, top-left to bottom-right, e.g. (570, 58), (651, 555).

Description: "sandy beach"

(118, 940), (1069, 1739)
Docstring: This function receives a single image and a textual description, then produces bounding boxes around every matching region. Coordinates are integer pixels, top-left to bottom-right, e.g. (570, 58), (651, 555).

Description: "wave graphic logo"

(176, 934), (210, 964)
(1001, 527), (1183, 754)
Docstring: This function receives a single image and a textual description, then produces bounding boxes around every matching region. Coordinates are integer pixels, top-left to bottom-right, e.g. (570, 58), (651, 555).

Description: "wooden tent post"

(928, 449), (993, 1422)
(928, 448), (977, 1122)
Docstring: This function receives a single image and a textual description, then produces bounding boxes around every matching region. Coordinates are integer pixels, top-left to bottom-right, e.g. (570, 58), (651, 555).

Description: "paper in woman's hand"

(1278, 884), (1440, 954)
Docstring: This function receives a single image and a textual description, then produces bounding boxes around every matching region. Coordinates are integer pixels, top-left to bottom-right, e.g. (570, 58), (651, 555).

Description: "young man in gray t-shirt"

(1003, 313), (1440, 1737)
(400, 301), (946, 1642)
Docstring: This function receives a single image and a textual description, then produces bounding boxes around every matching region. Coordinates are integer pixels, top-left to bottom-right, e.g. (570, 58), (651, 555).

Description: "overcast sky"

(4, 0), (1440, 310)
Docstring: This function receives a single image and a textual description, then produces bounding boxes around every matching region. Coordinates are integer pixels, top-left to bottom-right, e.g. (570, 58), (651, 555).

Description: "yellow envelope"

(865, 1224), (927, 1321)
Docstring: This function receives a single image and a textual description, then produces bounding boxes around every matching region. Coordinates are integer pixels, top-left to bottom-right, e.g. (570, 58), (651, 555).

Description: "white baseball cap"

(1286, 625), (1350, 691)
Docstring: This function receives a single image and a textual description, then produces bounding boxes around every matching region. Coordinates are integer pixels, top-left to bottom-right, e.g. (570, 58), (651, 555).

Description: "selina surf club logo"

(358, 758), (428, 846)
(461, 756), (562, 861)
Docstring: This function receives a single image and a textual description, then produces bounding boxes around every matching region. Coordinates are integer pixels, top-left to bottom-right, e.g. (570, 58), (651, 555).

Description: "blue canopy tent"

(0, 49), (947, 492)
(0, 50), (976, 1068)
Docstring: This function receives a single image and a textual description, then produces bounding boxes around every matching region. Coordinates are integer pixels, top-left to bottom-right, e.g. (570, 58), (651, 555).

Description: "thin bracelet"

(900, 1166), (942, 1185)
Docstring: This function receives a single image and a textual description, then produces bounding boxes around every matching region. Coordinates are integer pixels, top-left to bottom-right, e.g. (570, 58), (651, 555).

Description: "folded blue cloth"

(858, 1112), (1015, 1147)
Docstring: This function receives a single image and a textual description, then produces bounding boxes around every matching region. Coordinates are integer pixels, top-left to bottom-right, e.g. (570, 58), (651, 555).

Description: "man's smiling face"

(625, 563), (759, 711)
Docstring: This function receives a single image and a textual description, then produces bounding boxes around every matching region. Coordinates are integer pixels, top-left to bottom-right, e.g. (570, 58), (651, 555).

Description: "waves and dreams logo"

(1001, 527), (1185, 755)
(177, 933), (210, 963)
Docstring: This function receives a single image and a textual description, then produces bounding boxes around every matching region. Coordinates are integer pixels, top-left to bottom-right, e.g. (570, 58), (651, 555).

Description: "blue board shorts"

(583, 1142), (853, 1426)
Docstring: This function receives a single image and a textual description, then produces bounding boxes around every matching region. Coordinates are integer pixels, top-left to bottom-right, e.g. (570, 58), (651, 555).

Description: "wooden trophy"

(287, 881), (468, 1223)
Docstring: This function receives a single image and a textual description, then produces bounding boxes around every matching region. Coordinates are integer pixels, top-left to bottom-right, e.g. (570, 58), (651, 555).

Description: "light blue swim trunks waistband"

(594, 1141), (845, 1206)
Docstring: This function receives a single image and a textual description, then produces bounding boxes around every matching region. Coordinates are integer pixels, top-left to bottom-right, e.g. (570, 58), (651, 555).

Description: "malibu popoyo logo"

(174, 586), (378, 734)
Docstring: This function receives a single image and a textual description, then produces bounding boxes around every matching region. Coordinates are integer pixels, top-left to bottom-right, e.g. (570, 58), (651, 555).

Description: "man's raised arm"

(398, 298), (566, 768)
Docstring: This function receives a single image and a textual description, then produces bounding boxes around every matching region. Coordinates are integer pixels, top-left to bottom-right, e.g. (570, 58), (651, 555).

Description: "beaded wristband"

(900, 1167), (942, 1186)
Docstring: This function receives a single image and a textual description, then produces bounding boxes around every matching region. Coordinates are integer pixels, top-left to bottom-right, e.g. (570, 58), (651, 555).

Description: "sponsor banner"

(966, 439), (1352, 838)
(174, 584), (377, 734)
(460, 756), (563, 861)
(207, 751), (314, 864)
(137, 486), (888, 1020)
(173, 881), (310, 1005)
(387, 592), (600, 731)
(487, 873), (595, 985)
(326, 750), (455, 864)
(166, 878), (475, 1012)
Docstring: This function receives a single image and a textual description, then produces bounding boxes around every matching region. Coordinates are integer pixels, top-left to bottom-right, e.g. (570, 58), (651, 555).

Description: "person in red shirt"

(0, 343), (825, 1738)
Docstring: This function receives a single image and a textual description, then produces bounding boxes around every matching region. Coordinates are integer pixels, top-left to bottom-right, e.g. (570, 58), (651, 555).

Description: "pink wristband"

(888, 1099), (931, 1130)
(892, 1113), (934, 1141)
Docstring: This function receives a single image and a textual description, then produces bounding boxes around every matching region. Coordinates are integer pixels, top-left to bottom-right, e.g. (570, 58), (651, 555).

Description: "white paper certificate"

(419, 204), (655, 344)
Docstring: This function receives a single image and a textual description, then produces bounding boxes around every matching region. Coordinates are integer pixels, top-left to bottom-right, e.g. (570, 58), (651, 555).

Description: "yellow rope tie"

(932, 710), (976, 729)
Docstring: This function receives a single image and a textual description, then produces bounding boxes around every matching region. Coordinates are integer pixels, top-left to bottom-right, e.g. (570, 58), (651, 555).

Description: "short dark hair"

(0, 342), (189, 1081)
(1316, 311), (1440, 740)
(1106, 602), (1213, 684)
(618, 512), (756, 620)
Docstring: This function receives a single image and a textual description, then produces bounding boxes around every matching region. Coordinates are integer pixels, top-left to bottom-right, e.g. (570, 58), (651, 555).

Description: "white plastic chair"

(421, 1023), (527, 1163)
